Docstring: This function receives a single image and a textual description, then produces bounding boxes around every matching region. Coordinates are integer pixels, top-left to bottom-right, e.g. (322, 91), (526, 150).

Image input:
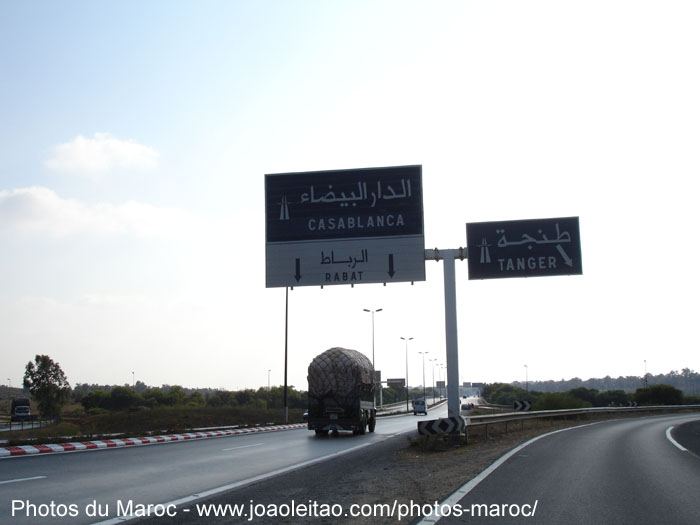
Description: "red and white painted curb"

(0, 423), (306, 458)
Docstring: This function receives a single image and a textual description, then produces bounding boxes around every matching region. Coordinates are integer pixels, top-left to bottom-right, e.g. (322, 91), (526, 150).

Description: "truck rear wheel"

(358, 414), (367, 435)
(368, 417), (376, 433)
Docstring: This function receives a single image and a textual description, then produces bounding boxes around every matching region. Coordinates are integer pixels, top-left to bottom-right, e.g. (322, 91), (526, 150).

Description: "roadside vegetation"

(483, 382), (700, 409)
(4, 356), (699, 447)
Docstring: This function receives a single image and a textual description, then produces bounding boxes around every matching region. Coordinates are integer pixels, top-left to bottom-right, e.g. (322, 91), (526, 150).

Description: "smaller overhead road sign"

(466, 216), (582, 280)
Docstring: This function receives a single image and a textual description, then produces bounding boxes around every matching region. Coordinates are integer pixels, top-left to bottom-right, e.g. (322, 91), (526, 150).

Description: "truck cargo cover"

(307, 347), (375, 398)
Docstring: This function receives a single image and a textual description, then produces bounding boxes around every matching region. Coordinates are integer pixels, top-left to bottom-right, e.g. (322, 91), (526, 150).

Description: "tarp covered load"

(308, 347), (375, 399)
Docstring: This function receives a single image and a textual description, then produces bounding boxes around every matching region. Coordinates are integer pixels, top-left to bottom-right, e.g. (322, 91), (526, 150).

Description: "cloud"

(45, 132), (159, 174)
(0, 187), (198, 238)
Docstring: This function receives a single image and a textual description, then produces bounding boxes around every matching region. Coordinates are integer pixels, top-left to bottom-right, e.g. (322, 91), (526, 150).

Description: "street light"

(429, 358), (437, 402)
(401, 336), (413, 413)
(418, 351), (429, 402)
(362, 308), (383, 368)
(644, 360), (648, 388)
(524, 365), (528, 392)
(132, 371), (135, 389)
(268, 369), (271, 391)
(440, 364), (446, 399)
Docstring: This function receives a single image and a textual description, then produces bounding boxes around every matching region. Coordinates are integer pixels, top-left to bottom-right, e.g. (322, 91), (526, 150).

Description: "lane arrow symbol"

(556, 244), (573, 267)
(294, 258), (301, 282)
(388, 254), (395, 278)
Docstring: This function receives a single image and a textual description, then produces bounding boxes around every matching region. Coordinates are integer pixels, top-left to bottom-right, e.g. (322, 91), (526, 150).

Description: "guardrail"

(5, 416), (59, 431)
(467, 404), (700, 437)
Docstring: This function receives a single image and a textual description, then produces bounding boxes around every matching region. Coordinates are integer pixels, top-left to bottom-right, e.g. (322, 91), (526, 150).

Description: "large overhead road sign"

(265, 165), (425, 288)
(466, 216), (582, 280)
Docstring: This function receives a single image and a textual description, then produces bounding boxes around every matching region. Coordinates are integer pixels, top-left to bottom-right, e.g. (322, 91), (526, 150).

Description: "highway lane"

(432, 413), (700, 524)
(0, 405), (445, 524)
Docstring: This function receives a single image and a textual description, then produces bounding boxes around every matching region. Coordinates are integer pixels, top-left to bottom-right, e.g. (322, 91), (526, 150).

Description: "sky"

(1, 0), (698, 393)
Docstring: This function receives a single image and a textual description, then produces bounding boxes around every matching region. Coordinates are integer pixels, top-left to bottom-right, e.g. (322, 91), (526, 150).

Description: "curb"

(0, 423), (307, 458)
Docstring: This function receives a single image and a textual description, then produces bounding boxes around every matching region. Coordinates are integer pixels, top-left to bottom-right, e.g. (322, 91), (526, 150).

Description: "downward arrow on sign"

(388, 254), (395, 278)
(294, 258), (302, 282)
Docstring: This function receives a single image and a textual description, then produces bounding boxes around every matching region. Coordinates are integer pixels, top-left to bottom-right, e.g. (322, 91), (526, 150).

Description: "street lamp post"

(363, 308), (383, 407)
(418, 351), (429, 402)
(268, 369), (271, 391)
(401, 337), (413, 413)
(524, 365), (528, 392)
(644, 360), (648, 388)
(362, 308), (383, 368)
(439, 364), (445, 399)
(429, 358), (437, 402)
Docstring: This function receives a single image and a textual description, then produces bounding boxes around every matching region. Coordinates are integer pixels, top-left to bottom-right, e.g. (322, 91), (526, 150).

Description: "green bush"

(634, 384), (683, 405)
(532, 393), (591, 410)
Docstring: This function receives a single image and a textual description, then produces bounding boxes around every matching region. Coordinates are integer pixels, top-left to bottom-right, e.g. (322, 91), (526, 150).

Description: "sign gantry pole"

(426, 248), (465, 420)
(283, 286), (289, 423)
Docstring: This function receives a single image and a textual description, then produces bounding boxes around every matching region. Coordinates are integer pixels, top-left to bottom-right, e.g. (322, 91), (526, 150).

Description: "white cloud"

(45, 132), (159, 174)
(0, 186), (199, 238)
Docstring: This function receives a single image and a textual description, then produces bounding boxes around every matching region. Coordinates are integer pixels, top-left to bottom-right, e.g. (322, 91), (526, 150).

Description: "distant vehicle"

(307, 347), (376, 436)
(461, 395), (478, 416)
(412, 398), (427, 415)
(10, 397), (31, 422)
(460, 402), (474, 416)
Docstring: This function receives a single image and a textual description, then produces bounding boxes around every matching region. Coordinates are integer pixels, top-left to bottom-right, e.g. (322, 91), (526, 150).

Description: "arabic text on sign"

(320, 249), (368, 269)
(300, 179), (413, 208)
(496, 223), (571, 249)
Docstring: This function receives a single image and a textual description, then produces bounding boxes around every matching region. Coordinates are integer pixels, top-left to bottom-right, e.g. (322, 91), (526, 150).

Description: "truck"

(10, 397), (31, 422)
(307, 347), (376, 436)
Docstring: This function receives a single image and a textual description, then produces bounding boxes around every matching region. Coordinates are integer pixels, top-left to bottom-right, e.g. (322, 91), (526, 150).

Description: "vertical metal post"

(284, 287), (289, 423)
(442, 249), (460, 419)
(419, 351), (428, 401)
(401, 336), (412, 413)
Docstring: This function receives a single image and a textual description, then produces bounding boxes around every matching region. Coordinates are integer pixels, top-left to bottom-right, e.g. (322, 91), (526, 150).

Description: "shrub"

(532, 393), (591, 410)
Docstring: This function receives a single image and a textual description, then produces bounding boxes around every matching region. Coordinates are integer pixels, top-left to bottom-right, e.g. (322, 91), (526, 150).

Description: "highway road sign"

(417, 416), (466, 435)
(514, 400), (532, 411)
(387, 378), (405, 388)
(265, 165), (425, 288)
(466, 216), (582, 280)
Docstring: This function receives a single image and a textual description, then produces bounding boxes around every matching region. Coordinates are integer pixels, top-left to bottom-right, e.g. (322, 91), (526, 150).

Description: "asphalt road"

(430, 413), (700, 524)
(0, 406), (445, 524)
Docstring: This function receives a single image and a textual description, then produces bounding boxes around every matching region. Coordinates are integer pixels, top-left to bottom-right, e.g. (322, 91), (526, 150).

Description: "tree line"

(483, 382), (700, 410)
(512, 368), (700, 396)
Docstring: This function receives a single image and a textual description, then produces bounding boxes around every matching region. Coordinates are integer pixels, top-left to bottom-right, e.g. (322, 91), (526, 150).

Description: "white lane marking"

(418, 422), (601, 524)
(0, 476), (47, 485)
(222, 443), (264, 451)
(665, 426), (687, 452)
(89, 432), (412, 525)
